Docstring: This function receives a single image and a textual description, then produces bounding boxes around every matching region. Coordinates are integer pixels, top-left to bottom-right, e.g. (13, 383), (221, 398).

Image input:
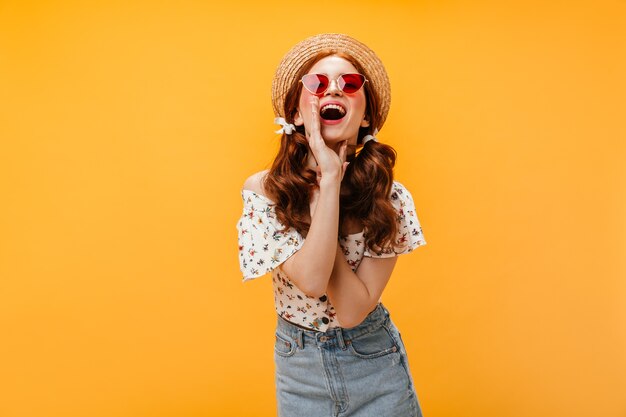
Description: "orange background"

(1, 1), (625, 416)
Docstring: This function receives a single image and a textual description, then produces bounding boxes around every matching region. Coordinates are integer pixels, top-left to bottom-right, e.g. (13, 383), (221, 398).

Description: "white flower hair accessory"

(274, 117), (297, 135)
(362, 128), (379, 145)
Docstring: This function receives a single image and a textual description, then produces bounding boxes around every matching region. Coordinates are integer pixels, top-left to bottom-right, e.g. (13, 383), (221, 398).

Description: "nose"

(325, 78), (342, 96)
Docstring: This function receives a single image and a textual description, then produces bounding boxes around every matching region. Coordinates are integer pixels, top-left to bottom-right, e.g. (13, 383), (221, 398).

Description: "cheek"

(351, 95), (368, 118)
(298, 94), (311, 119)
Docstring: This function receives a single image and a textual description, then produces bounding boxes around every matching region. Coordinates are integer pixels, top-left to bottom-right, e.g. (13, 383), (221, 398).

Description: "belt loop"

(297, 329), (304, 349)
(335, 328), (346, 350)
(380, 302), (388, 316)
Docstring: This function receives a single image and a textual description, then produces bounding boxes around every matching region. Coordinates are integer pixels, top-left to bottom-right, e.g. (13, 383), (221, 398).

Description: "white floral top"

(236, 180), (426, 332)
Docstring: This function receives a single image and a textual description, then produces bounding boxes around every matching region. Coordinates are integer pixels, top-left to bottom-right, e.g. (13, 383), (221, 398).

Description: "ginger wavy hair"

(264, 50), (403, 254)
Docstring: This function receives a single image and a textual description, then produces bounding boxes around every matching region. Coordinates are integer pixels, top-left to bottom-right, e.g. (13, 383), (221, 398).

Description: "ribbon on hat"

(362, 128), (379, 145)
(274, 117), (297, 135)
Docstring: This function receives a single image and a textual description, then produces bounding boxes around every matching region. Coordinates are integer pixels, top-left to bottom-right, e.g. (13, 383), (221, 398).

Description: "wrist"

(319, 173), (342, 187)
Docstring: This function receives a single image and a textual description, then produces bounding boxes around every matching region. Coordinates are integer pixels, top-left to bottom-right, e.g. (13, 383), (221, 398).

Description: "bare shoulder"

(242, 169), (270, 197)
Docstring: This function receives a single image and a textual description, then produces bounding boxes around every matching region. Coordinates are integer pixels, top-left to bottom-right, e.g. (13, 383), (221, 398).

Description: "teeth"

(321, 104), (346, 115)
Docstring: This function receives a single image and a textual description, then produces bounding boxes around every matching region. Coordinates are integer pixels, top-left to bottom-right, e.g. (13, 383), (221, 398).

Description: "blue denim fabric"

(274, 302), (424, 417)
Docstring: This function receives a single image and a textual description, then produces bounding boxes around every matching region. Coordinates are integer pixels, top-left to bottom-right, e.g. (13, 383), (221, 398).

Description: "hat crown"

(271, 33), (391, 133)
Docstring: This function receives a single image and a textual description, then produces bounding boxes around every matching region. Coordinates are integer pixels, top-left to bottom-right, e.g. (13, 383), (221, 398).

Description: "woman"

(237, 33), (427, 417)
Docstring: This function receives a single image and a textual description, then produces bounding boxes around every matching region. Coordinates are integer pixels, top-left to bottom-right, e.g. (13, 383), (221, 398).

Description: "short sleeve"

(363, 181), (427, 258)
(236, 190), (304, 282)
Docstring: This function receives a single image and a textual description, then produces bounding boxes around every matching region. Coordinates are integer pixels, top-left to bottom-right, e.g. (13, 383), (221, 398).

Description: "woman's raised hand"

(307, 96), (350, 185)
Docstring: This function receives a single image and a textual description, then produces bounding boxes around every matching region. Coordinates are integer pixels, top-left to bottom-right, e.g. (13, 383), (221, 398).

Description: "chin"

(321, 127), (357, 142)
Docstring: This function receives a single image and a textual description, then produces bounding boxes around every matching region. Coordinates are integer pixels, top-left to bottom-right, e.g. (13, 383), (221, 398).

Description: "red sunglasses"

(300, 73), (368, 95)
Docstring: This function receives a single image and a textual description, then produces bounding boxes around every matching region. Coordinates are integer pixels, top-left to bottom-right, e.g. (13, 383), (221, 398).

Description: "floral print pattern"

(236, 180), (426, 332)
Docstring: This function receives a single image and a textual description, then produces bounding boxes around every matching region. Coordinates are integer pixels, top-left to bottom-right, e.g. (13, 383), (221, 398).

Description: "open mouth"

(320, 104), (346, 121)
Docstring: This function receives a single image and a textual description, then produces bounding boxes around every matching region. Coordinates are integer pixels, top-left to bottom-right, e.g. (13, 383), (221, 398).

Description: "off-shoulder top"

(236, 180), (426, 332)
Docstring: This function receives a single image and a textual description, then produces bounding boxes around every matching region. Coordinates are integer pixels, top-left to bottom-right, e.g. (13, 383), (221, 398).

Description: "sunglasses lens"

(302, 74), (329, 95)
(339, 74), (365, 93)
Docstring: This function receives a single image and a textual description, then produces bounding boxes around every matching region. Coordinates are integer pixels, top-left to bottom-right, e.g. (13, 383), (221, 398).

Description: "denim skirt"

(274, 302), (424, 417)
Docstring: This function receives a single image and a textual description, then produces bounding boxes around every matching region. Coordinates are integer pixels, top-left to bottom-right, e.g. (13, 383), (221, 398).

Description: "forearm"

(325, 242), (373, 328)
(293, 178), (341, 296)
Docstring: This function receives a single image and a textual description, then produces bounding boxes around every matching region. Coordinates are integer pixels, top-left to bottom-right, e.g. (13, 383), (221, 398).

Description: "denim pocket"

(274, 331), (297, 357)
(346, 324), (399, 359)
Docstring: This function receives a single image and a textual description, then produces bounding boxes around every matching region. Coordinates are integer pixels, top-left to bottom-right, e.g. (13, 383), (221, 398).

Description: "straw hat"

(271, 33), (391, 132)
